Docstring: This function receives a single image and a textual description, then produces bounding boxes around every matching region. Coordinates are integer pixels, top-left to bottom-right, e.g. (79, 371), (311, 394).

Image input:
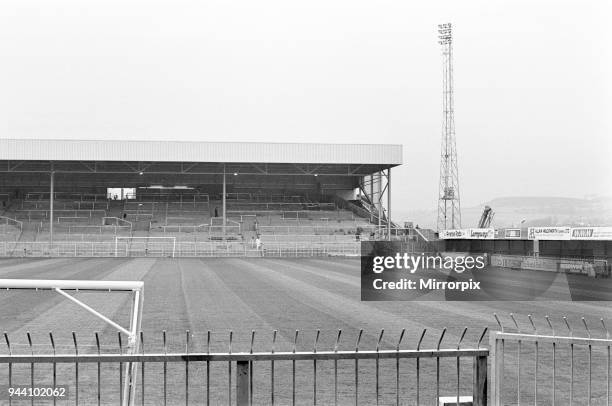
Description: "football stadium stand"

(0, 139), (404, 257)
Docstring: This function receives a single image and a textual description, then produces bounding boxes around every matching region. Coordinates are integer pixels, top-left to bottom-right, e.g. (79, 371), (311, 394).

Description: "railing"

(224, 190), (314, 201)
(124, 212), (154, 222)
(42, 224), (132, 235)
(23, 200), (110, 210)
(0, 328), (489, 406)
(159, 224), (208, 233)
(126, 193), (210, 203)
(2, 241), (117, 257)
(72, 200), (110, 210)
(257, 225), (374, 235)
(124, 202), (159, 211)
(224, 193), (311, 203)
(225, 192), (255, 200)
(491, 313), (612, 406)
(16, 209), (107, 219)
(56, 216), (91, 224)
(103, 217), (133, 231)
(209, 219), (241, 234)
(261, 234), (360, 242)
(0, 216), (22, 232)
(257, 242), (360, 257)
(33, 234), (122, 242)
(21, 200), (83, 210)
(226, 202), (337, 211)
(24, 192), (107, 201)
(164, 216), (209, 225)
(0, 241), (362, 257)
(226, 210), (355, 222)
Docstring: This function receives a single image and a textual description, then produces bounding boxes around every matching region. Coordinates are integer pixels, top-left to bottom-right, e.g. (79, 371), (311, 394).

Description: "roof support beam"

(77, 161), (96, 172)
(0, 161), (395, 176)
(250, 164), (269, 175)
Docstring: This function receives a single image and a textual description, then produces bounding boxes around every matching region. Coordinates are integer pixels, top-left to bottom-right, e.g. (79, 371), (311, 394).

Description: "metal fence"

(0, 328), (489, 406)
(0, 241), (361, 258)
(491, 314), (612, 406)
(3, 314), (611, 405)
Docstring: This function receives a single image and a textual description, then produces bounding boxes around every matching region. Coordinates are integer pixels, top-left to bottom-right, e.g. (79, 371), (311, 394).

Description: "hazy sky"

(0, 0), (610, 216)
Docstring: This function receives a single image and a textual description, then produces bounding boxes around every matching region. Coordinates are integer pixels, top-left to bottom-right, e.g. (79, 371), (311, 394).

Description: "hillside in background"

(399, 196), (612, 230)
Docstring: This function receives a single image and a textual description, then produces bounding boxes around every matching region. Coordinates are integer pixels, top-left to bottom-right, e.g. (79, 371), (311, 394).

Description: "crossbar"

(0, 279), (143, 291)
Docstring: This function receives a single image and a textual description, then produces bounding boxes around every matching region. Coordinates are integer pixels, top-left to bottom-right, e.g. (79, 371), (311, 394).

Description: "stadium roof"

(0, 139), (402, 166)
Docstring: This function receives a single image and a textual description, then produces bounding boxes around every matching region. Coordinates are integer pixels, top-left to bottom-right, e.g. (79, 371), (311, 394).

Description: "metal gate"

(491, 314), (611, 406)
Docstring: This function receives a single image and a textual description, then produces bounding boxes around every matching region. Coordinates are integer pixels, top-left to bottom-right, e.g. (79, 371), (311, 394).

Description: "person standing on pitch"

(255, 235), (263, 256)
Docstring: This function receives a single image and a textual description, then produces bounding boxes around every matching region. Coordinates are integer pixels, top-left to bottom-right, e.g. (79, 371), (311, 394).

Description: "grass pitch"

(0, 257), (610, 405)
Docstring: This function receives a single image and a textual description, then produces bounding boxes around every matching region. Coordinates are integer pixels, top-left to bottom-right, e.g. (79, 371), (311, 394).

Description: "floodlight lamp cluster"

(438, 23), (452, 45)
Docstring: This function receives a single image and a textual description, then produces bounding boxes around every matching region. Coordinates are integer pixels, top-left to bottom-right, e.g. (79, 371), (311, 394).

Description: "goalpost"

(0, 279), (144, 406)
(114, 236), (177, 258)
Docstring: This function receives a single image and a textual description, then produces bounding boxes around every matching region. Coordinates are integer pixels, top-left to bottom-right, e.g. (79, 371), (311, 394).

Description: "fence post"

(237, 360), (250, 406)
(472, 355), (487, 406)
(490, 332), (503, 406)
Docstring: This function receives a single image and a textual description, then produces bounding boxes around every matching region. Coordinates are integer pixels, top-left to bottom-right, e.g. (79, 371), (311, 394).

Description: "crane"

(477, 205), (495, 228)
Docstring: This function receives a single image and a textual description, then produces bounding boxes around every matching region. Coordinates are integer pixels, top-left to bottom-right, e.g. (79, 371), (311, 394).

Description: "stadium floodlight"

(438, 22), (452, 44)
(0, 279), (144, 406)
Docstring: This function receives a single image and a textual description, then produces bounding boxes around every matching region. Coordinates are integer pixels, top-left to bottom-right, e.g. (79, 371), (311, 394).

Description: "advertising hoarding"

(570, 227), (612, 240)
(504, 228), (522, 239)
(527, 227), (571, 240)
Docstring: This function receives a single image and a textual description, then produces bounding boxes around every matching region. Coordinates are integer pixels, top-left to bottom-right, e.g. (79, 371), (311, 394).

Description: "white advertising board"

(570, 227), (612, 241)
(468, 228), (495, 239)
(439, 229), (467, 239)
(439, 228), (495, 239)
(527, 227), (571, 240)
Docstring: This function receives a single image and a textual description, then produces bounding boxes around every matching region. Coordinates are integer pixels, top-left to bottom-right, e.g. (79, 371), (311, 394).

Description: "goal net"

(114, 236), (176, 258)
(0, 279), (144, 406)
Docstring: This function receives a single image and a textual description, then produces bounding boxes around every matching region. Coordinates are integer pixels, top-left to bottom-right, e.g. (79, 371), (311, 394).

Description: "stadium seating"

(0, 191), (396, 256)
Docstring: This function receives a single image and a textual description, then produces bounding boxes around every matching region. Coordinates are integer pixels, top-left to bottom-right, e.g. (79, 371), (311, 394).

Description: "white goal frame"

(0, 279), (144, 406)
(114, 236), (176, 258)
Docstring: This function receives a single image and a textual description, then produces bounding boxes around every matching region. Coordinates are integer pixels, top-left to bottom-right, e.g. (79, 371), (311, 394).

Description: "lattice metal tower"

(437, 23), (461, 231)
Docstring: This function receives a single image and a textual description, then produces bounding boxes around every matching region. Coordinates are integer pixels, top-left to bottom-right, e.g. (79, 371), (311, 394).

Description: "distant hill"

(399, 196), (612, 230)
